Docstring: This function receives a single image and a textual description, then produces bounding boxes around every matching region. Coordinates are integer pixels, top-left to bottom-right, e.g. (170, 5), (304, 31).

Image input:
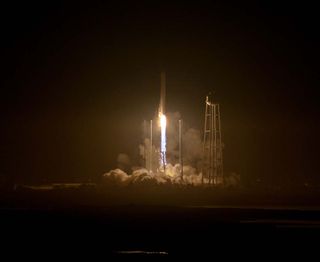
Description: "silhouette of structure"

(202, 94), (224, 185)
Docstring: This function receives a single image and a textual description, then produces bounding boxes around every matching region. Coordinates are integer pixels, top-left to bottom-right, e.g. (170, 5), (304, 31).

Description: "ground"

(1, 186), (320, 258)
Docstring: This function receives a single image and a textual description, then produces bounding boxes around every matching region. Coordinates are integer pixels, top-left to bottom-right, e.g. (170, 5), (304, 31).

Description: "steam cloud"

(102, 112), (240, 187)
(102, 112), (204, 186)
(102, 165), (202, 187)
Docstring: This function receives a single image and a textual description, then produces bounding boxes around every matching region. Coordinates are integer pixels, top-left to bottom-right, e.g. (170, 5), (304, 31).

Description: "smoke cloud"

(102, 112), (205, 186)
(102, 112), (241, 188)
(102, 165), (202, 187)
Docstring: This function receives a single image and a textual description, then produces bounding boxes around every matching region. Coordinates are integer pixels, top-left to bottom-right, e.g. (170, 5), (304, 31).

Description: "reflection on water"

(116, 250), (168, 255)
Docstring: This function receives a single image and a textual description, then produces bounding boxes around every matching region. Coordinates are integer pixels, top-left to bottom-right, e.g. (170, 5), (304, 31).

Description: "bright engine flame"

(160, 113), (166, 129)
(159, 113), (167, 169)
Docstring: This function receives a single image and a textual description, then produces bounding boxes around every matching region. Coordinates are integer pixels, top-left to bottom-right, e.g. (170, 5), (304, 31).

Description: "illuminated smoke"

(102, 165), (202, 187)
(102, 111), (240, 187)
(103, 112), (209, 186)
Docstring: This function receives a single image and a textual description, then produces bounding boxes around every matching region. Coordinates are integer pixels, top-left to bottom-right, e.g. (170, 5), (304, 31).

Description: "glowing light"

(160, 113), (166, 129)
(159, 113), (167, 169)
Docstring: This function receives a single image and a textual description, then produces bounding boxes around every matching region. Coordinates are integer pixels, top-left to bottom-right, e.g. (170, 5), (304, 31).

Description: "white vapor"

(102, 165), (202, 187)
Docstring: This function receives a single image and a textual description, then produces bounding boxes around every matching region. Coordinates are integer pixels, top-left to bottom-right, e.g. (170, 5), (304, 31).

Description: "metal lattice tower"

(202, 94), (224, 185)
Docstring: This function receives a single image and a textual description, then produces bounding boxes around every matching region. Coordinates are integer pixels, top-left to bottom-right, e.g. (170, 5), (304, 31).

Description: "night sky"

(1, 1), (319, 184)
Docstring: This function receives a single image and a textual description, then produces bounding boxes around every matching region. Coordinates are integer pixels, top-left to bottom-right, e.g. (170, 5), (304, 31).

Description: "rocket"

(159, 71), (166, 115)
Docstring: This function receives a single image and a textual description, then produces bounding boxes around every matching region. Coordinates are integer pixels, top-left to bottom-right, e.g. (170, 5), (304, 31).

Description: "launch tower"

(202, 94), (224, 185)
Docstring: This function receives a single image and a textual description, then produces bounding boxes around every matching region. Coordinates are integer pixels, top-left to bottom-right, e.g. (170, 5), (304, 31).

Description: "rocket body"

(159, 71), (166, 115)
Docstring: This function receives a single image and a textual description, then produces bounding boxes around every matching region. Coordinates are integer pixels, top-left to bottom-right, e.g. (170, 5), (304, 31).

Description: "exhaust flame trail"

(158, 72), (167, 171)
(159, 113), (167, 169)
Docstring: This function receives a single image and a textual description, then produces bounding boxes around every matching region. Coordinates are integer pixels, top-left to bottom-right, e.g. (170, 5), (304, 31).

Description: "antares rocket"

(159, 72), (166, 115)
(159, 72), (167, 170)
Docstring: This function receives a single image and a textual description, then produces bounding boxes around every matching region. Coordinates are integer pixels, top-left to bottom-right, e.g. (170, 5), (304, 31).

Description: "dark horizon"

(1, 1), (319, 185)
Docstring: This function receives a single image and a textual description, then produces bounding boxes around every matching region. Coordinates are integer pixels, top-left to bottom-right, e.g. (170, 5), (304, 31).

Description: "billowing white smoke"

(102, 165), (202, 187)
(102, 112), (205, 187)
(102, 112), (241, 187)
(102, 168), (129, 187)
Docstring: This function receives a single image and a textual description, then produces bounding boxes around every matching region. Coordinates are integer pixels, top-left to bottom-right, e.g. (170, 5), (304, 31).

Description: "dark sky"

(1, 1), (319, 184)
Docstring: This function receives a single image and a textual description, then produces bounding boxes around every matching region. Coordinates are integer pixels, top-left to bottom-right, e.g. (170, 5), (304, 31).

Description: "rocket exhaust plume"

(159, 113), (167, 168)
(159, 72), (167, 170)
